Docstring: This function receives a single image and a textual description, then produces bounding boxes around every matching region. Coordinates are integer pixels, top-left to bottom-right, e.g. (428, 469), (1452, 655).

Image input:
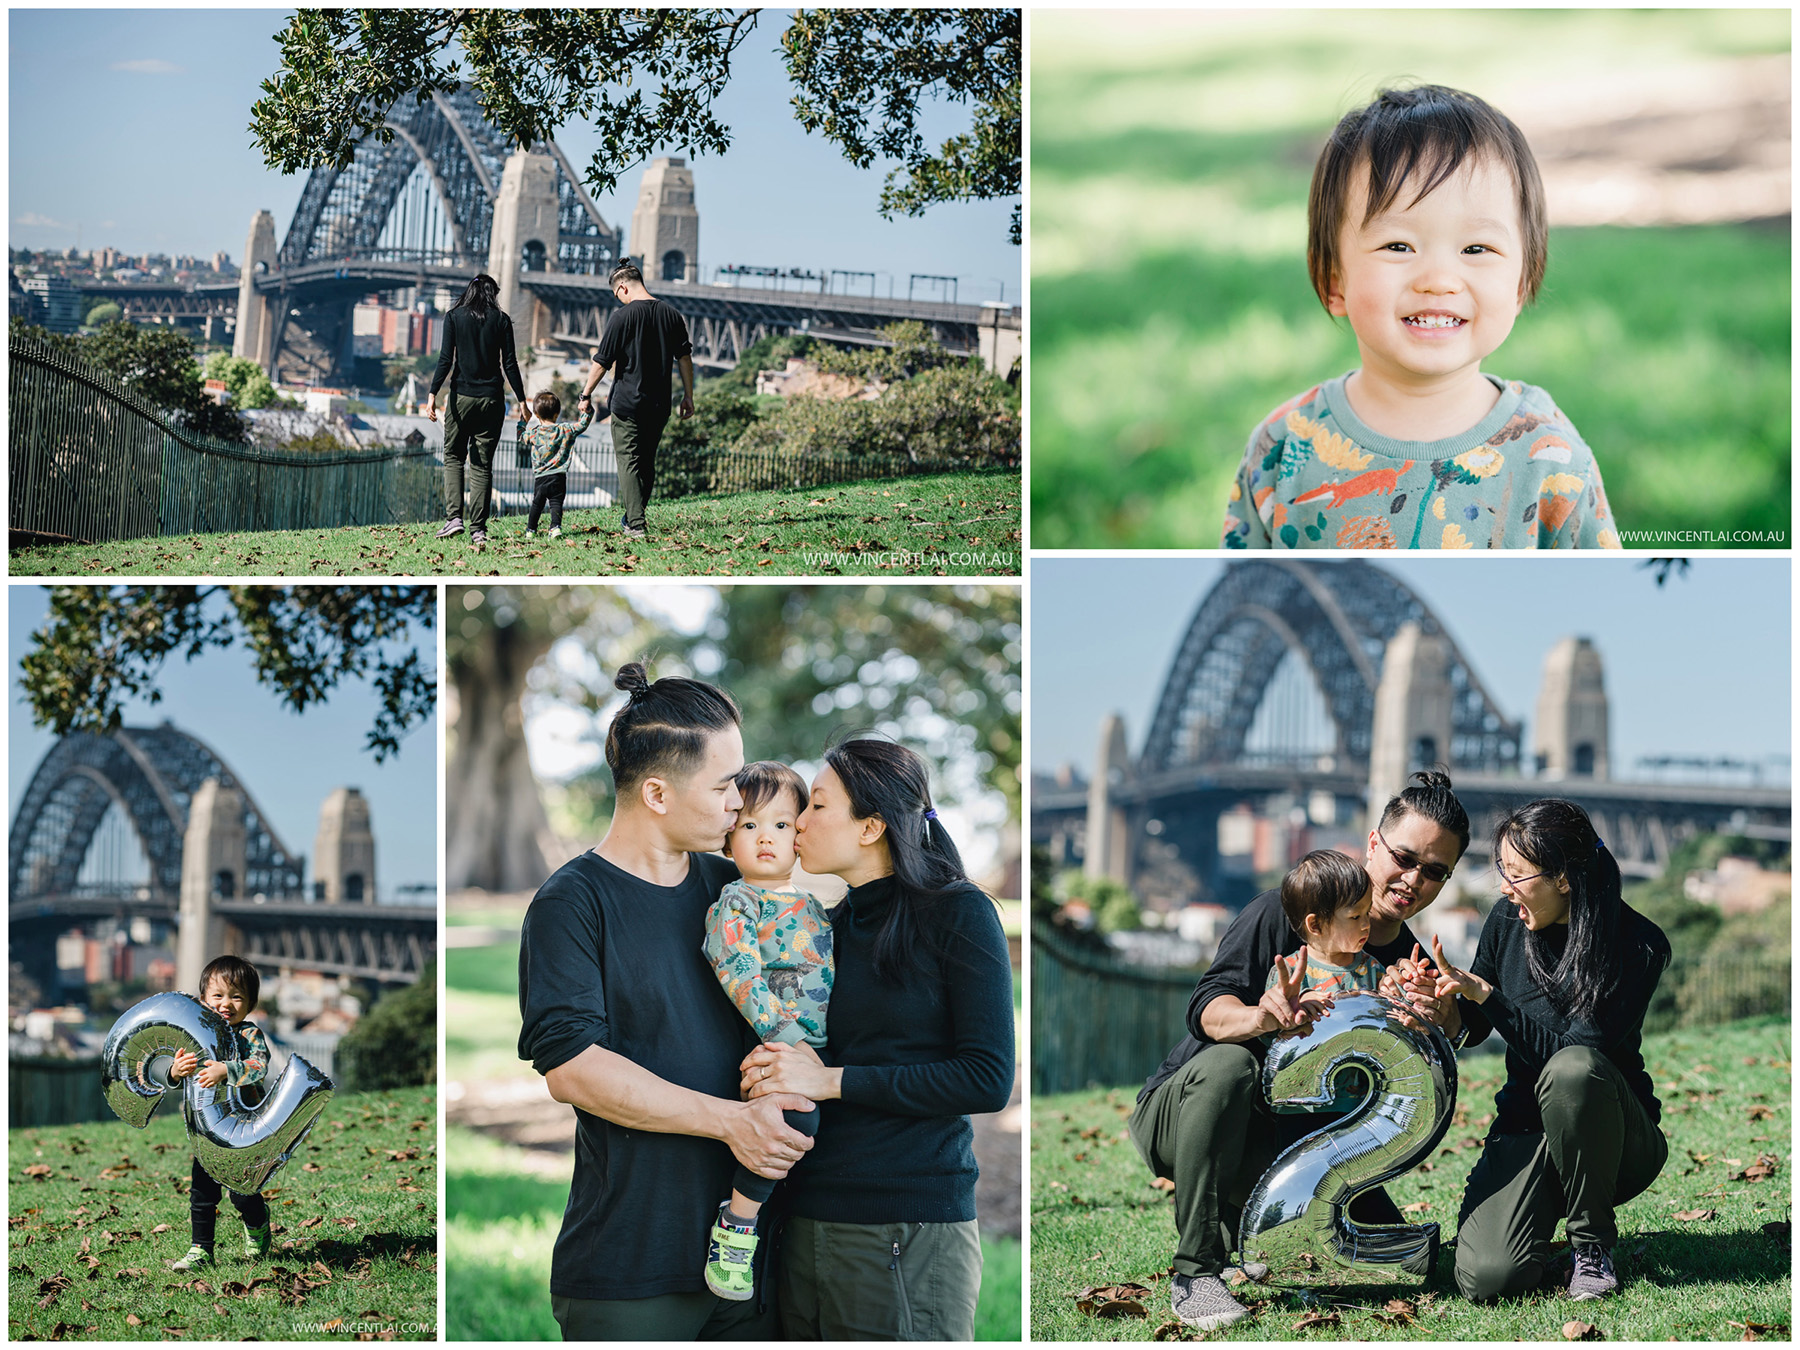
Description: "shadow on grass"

(305, 1230), (437, 1268)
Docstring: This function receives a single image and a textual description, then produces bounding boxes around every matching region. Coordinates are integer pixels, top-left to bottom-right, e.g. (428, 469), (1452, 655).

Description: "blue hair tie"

(1595, 838), (1606, 851)
(924, 808), (938, 821)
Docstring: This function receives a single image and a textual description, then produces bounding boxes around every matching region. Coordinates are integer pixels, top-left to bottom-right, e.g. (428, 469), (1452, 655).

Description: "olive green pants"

(1454, 1046), (1667, 1301)
(1128, 1043), (1405, 1278)
(612, 411), (669, 531)
(550, 1289), (777, 1341)
(443, 392), (502, 531)
(778, 1216), (982, 1341)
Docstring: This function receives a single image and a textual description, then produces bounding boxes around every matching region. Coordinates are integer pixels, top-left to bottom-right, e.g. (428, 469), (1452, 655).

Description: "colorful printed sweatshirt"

(702, 880), (834, 1048)
(218, 1020), (271, 1089)
(1222, 375), (1621, 550)
(515, 407), (594, 478)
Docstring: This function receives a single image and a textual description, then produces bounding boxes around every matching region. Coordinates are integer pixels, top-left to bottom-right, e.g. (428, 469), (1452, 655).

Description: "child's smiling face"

(1328, 154), (1527, 391)
(203, 977), (251, 1026)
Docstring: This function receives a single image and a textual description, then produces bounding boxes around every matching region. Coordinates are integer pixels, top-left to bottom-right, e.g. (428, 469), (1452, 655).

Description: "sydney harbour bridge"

(1032, 560), (1790, 908)
(74, 87), (1010, 386)
(9, 723), (435, 997)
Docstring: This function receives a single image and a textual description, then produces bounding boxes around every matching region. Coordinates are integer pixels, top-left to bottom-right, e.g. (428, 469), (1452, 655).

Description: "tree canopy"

(21, 586), (436, 762)
(11, 317), (248, 442)
(250, 8), (1020, 244)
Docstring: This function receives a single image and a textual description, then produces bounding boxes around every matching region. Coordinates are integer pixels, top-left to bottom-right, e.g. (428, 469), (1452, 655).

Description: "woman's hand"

(427, 401), (438, 422)
(1430, 934), (1492, 1004)
(196, 1061), (228, 1090)
(168, 1049), (198, 1081)
(740, 1041), (843, 1102)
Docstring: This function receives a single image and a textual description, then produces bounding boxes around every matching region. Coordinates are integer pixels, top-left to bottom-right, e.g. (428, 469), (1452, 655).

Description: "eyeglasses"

(1374, 828), (1454, 884)
(1493, 861), (1552, 891)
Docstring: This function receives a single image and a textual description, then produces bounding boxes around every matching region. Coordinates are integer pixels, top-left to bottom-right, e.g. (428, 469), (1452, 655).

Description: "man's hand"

(678, 392), (694, 421)
(1258, 948), (1325, 1033)
(426, 401), (438, 423)
(722, 1093), (816, 1180)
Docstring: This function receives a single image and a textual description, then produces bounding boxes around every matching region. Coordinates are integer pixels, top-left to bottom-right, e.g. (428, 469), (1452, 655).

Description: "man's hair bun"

(615, 662), (651, 698)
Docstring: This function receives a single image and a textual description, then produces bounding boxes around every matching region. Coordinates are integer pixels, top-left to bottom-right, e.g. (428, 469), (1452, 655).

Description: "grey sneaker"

(1567, 1244), (1618, 1300)
(1170, 1272), (1249, 1331)
(470, 529), (487, 546)
(435, 517), (464, 538)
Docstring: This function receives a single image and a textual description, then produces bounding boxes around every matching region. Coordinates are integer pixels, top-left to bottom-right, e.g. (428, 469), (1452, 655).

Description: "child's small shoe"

(549, 526), (562, 539)
(171, 1244), (213, 1271)
(703, 1207), (758, 1301)
(242, 1222), (272, 1259)
(524, 529), (536, 538)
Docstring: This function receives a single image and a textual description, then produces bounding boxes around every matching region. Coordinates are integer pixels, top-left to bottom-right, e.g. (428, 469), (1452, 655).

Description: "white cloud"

(14, 212), (69, 229)
(110, 58), (184, 75)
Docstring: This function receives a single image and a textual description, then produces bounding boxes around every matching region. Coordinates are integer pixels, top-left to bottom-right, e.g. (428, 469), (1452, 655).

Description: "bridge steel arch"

(1140, 559), (1520, 776)
(9, 725), (304, 904)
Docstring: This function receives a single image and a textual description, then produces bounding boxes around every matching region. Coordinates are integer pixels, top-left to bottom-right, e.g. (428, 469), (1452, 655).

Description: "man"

(580, 261), (696, 539)
(517, 666), (810, 1339)
(1128, 771), (1491, 1331)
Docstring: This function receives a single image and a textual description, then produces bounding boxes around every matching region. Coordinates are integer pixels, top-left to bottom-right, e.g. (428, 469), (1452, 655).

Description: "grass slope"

(10, 470), (1021, 578)
(1032, 1017), (1791, 1342)
(9, 1085), (438, 1341)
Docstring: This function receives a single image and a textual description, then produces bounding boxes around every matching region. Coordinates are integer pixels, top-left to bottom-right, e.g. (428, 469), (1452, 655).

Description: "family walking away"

(426, 262), (694, 547)
(515, 664), (1013, 1340)
(1132, 772), (1670, 1330)
(1223, 85), (1621, 550)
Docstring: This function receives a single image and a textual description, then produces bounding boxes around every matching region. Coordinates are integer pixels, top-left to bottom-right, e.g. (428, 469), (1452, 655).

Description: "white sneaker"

(524, 529), (535, 538)
(549, 526), (562, 538)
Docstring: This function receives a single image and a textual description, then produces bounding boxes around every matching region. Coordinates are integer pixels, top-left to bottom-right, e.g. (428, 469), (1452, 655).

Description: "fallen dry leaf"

(1563, 1320), (1603, 1340)
(1152, 1319), (1198, 1341)
(1150, 1177), (1175, 1192)
(1403, 1201), (1432, 1213)
(1292, 1312), (1342, 1331)
(1674, 1209), (1719, 1222)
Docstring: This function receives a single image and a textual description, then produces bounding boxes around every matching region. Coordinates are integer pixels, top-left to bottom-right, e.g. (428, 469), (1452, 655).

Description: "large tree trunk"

(446, 620), (558, 893)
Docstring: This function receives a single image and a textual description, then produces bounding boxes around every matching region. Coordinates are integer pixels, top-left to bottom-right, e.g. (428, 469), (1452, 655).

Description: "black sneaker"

(1169, 1272), (1249, 1330)
(435, 517), (464, 538)
(1567, 1244), (1618, 1300)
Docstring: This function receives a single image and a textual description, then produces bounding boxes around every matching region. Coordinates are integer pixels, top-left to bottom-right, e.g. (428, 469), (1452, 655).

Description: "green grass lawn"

(9, 1085), (437, 1342)
(1030, 9), (1791, 549)
(9, 470), (1021, 577)
(1031, 1017), (1791, 1341)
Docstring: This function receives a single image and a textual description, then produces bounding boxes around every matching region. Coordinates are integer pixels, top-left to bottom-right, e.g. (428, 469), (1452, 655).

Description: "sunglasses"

(1374, 828), (1454, 884)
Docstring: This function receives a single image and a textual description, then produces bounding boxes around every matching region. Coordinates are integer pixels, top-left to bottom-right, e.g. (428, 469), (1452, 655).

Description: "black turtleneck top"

(785, 875), (1016, 1224)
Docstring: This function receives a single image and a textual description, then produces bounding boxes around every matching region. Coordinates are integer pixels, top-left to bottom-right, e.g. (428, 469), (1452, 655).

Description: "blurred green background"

(1030, 9), (1791, 548)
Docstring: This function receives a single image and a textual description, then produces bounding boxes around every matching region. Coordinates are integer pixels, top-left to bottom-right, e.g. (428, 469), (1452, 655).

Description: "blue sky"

(9, 10), (1022, 305)
(1032, 558), (1791, 781)
(8, 589), (438, 899)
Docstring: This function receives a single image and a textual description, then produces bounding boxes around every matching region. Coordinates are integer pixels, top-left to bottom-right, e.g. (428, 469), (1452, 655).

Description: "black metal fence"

(11, 1056), (109, 1128)
(9, 338), (442, 542)
(1032, 924), (1791, 1096)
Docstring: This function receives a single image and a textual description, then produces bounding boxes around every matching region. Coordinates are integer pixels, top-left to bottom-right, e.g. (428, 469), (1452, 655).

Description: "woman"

(741, 738), (1014, 1340)
(1430, 798), (1671, 1303)
(426, 272), (527, 546)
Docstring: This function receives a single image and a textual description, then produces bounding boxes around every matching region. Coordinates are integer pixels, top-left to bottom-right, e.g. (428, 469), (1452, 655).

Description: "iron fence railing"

(8, 338), (441, 542)
(10, 1056), (109, 1128)
(1033, 923), (1791, 1096)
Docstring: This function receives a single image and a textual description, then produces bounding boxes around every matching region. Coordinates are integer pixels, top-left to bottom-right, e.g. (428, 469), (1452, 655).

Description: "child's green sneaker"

(703, 1210), (759, 1302)
(171, 1244), (213, 1271)
(242, 1222), (272, 1259)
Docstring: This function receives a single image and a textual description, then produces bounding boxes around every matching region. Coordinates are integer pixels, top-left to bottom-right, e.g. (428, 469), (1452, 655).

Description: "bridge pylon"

(233, 211), (279, 372)
(489, 151), (562, 350)
(177, 777), (245, 992)
(1085, 714), (1134, 886)
(1535, 636), (1610, 780)
(630, 157), (700, 284)
(1369, 621), (1455, 810)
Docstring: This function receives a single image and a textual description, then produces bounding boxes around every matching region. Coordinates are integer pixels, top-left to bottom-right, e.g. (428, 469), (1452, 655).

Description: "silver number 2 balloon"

(1239, 990), (1457, 1284)
(101, 992), (334, 1194)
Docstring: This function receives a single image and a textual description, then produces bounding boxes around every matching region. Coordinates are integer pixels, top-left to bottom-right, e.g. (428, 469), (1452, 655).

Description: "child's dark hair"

(606, 661), (741, 798)
(733, 760), (807, 819)
(1280, 850), (1370, 938)
(1494, 798), (1669, 1021)
(532, 389), (561, 422)
(1377, 768), (1471, 858)
(198, 954), (260, 1011)
(823, 736), (978, 983)
(1308, 84), (1548, 311)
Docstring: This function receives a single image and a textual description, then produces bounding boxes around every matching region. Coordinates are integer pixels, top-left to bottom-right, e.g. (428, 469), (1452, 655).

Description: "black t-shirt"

(592, 298), (693, 423)
(1470, 900), (1669, 1134)
(430, 305), (526, 401)
(516, 849), (745, 1300)
(1138, 888), (1492, 1103)
(786, 877), (1016, 1224)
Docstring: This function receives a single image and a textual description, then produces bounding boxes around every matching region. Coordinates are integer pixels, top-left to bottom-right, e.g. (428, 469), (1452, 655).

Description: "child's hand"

(196, 1061), (228, 1090)
(168, 1049), (199, 1080)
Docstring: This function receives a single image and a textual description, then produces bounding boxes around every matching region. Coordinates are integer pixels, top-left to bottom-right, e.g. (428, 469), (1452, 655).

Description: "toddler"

(166, 955), (273, 1271)
(515, 389), (593, 538)
(700, 761), (834, 1301)
(1223, 85), (1620, 551)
